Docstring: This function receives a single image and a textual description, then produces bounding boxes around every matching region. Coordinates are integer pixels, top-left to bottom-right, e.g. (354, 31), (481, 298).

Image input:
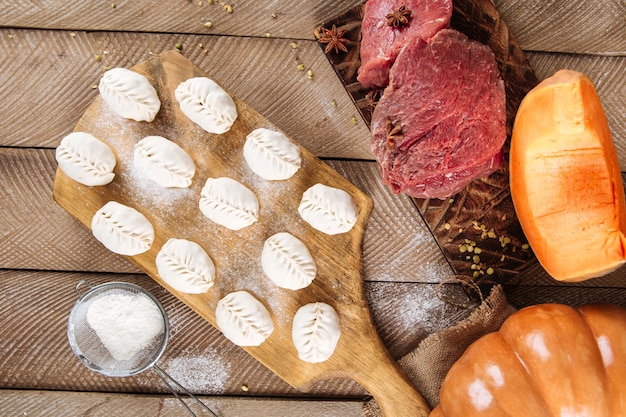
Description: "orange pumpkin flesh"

(431, 303), (626, 417)
(510, 70), (626, 282)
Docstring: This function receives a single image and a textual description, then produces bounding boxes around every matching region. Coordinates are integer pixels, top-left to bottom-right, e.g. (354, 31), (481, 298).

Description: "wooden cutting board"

(53, 50), (430, 417)
(315, 0), (540, 296)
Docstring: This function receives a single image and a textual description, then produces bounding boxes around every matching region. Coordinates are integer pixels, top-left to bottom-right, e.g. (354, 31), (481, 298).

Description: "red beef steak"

(371, 29), (506, 199)
(357, 0), (452, 89)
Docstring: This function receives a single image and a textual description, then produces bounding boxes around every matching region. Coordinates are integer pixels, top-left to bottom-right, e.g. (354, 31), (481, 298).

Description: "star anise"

(386, 5), (412, 28)
(386, 119), (403, 147)
(318, 24), (349, 54)
(366, 89), (381, 112)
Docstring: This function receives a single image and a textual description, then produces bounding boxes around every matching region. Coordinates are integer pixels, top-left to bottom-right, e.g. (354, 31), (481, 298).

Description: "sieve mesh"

(67, 281), (169, 377)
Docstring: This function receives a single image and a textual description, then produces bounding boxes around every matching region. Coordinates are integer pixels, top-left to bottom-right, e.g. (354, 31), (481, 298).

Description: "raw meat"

(370, 29), (506, 199)
(357, 0), (452, 89)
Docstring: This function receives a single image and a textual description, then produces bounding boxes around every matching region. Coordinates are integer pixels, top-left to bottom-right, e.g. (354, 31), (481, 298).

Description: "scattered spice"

(386, 5), (412, 28)
(386, 120), (402, 147)
(264, 32), (272, 38)
(331, 100), (337, 108)
(175, 42), (183, 51)
(296, 63), (305, 71)
(306, 69), (314, 79)
(350, 116), (358, 125)
(111, 2), (116, 8)
(317, 24), (349, 54)
(365, 89), (381, 112)
(223, 4), (233, 13)
(241, 384), (249, 392)
(203, 21), (213, 28)
(289, 42), (298, 49)
(95, 54), (102, 62)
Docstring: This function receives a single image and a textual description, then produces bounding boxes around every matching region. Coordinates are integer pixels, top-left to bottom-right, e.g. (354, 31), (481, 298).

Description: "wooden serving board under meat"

(315, 0), (540, 294)
(53, 50), (431, 416)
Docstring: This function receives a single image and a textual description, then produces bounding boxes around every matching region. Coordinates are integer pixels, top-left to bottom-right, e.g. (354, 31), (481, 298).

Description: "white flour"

(86, 292), (165, 361)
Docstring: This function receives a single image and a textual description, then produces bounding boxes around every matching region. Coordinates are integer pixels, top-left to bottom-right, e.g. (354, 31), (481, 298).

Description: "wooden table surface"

(1, 0), (624, 415)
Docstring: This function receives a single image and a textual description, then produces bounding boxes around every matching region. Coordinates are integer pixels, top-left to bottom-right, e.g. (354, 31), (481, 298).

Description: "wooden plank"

(0, 0), (622, 55)
(494, 0), (626, 54)
(0, 270), (472, 396)
(0, 0), (364, 40)
(504, 284), (626, 310)
(0, 389), (366, 417)
(2, 29), (624, 159)
(0, 147), (452, 282)
(0, 28), (373, 159)
(50, 50), (432, 417)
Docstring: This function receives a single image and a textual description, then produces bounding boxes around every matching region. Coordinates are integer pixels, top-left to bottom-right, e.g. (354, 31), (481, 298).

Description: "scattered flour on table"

(369, 284), (462, 339)
(165, 348), (231, 394)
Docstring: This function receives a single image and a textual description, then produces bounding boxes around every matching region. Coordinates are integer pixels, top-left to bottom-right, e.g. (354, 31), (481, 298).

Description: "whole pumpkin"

(430, 303), (626, 416)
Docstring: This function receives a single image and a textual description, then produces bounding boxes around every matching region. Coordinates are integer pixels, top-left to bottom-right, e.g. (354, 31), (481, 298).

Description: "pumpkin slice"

(510, 69), (626, 282)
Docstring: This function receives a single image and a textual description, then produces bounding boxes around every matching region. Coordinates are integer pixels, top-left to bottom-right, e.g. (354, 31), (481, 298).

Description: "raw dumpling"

(133, 135), (195, 188)
(298, 183), (358, 235)
(91, 201), (155, 256)
(155, 238), (216, 294)
(292, 302), (341, 363)
(98, 67), (161, 122)
(243, 128), (301, 180)
(215, 291), (274, 346)
(175, 77), (237, 134)
(55, 131), (116, 186)
(261, 232), (316, 290)
(199, 177), (259, 230)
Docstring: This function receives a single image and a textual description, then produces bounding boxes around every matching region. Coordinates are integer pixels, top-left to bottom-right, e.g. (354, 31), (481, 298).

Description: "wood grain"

(0, 270), (473, 397)
(52, 50), (430, 416)
(0, 147), (137, 273)
(0, 148), (451, 282)
(0, 0), (621, 54)
(0, 389), (365, 417)
(0, 28), (373, 159)
(494, 0), (626, 54)
(2, 269), (624, 398)
(0, 0), (364, 40)
(1, 29), (624, 159)
(0, 0), (624, 413)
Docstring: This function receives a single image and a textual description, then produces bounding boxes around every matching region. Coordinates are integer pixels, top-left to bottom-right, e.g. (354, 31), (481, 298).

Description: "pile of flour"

(86, 291), (165, 361)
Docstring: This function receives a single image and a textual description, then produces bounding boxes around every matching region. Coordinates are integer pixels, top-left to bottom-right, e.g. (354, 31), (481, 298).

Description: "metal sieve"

(67, 280), (218, 416)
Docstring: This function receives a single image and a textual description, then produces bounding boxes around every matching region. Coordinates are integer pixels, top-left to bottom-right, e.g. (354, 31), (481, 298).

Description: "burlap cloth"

(363, 284), (517, 416)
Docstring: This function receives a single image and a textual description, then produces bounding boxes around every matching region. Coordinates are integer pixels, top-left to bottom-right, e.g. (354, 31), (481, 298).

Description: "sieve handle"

(74, 280), (93, 298)
(152, 364), (219, 417)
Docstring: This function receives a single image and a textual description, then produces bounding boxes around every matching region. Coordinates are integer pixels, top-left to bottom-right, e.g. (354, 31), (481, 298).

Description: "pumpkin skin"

(430, 303), (626, 416)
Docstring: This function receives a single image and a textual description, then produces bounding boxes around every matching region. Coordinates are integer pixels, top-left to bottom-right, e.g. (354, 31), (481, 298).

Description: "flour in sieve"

(86, 292), (165, 361)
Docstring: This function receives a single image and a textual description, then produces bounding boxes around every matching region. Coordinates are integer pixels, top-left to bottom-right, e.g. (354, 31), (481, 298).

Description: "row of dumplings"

(90, 200), (340, 363)
(57, 65), (353, 363)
